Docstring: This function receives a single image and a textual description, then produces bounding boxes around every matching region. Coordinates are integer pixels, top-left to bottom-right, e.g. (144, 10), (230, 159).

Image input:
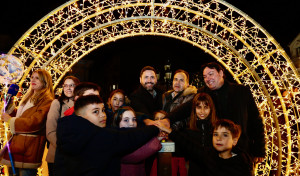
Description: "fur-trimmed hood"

(182, 85), (198, 97)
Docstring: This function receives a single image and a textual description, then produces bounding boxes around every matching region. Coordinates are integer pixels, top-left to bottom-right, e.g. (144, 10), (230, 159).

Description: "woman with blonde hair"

(1, 69), (54, 176)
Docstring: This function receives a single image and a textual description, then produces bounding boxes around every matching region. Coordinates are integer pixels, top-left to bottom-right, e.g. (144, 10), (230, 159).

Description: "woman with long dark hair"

(46, 76), (80, 176)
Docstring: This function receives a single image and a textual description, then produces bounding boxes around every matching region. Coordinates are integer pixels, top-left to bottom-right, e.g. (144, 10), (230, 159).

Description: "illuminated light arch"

(2, 0), (299, 175)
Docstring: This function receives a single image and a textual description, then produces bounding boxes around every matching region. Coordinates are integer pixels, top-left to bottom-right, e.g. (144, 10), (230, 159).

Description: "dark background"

(0, 0), (299, 99)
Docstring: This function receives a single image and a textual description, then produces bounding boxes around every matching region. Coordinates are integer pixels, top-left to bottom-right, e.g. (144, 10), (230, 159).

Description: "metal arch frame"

(2, 0), (299, 175)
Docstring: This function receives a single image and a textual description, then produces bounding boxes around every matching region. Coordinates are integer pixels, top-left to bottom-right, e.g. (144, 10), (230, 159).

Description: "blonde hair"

(20, 69), (54, 106)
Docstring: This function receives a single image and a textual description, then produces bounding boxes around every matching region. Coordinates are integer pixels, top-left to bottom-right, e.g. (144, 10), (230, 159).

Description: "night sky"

(0, 0), (299, 97)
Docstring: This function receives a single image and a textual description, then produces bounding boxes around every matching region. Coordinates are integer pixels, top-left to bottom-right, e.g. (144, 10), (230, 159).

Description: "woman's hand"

(1, 112), (12, 122)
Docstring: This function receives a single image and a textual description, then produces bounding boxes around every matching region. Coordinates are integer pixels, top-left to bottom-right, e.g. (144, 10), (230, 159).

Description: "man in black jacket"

(129, 66), (163, 175)
(165, 62), (266, 164)
(129, 66), (163, 125)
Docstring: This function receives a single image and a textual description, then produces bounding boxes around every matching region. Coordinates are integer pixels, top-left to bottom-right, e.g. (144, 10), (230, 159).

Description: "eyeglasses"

(63, 84), (76, 88)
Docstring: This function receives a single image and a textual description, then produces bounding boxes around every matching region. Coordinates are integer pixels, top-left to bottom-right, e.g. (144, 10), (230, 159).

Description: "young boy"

(54, 95), (160, 176)
(156, 119), (254, 176)
(63, 82), (101, 116)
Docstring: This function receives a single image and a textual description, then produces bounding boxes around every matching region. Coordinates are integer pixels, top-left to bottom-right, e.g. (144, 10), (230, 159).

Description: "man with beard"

(163, 62), (265, 166)
(130, 66), (163, 126)
(129, 66), (163, 176)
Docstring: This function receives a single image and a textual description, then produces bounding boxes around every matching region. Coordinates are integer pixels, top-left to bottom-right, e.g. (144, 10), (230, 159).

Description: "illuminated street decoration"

(0, 0), (299, 175)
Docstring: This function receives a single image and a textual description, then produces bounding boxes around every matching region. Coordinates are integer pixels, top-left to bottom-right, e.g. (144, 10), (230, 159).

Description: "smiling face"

(203, 67), (224, 90)
(30, 72), (44, 92)
(172, 72), (189, 94)
(213, 126), (238, 159)
(119, 110), (137, 128)
(196, 102), (211, 120)
(81, 103), (107, 128)
(110, 92), (124, 112)
(63, 79), (76, 98)
(140, 70), (157, 91)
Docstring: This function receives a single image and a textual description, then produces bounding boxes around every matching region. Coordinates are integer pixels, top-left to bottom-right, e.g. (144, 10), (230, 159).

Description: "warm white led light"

(0, 0), (299, 175)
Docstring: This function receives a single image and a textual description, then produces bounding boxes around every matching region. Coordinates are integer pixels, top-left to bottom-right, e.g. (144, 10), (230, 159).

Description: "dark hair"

(107, 89), (126, 110)
(108, 89), (125, 100)
(74, 82), (101, 97)
(189, 93), (217, 130)
(201, 62), (225, 79)
(173, 69), (190, 83)
(140, 66), (157, 78)
(74, 95), (103, 114)
(153, 110), (167, 120)
(59, 76), (80, 103)
(201, 62), (224, 72)
(213, 119), (241, 139)
(112, 106), (136, 128)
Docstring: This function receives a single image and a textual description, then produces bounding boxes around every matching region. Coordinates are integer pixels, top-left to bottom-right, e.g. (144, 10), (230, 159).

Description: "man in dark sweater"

(164, 62), (266, 164)
(129, 66), (163, 125)
(54, 95), (159, 176)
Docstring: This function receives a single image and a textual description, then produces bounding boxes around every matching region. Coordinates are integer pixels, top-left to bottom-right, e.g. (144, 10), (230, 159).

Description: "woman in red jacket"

(1, 69), (54, 176)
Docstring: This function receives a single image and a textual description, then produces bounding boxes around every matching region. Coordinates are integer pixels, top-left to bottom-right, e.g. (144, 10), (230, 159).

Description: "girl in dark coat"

(180, 92), (218, 176)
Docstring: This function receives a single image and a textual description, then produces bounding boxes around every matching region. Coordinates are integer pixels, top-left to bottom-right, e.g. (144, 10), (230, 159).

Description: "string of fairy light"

(0, 0), (299, 175)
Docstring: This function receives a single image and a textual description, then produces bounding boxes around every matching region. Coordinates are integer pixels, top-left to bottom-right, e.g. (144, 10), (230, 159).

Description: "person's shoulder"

(44, 91), (55, 100)
(182, 85), (198, 96)
(198, 86), (207, 93)
(58, 114), (98, 131)
(130, 85), (143, 96)
(228, 82), (250, 92)
(163, 89), (173, 97)
(58, 114), (82, 124)
(227, 81), (246, 88)
(50, 99), (60, 106)
(232, 148), (253, 163)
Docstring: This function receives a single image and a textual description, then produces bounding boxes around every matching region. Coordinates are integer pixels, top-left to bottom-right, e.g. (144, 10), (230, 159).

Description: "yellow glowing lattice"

(1, 0), (299, 175)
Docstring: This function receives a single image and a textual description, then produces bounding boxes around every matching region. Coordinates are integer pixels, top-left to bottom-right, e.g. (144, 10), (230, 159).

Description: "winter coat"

(180, 119), (213, 176)
(121, 137), (162, 176)
(1, 93), (53, 168)
(129, 85), (163, 118)
(54, 114), (159, 176)
(46, 99), (74, 163)
(169, 130), (253, 176)
(166, 81), (266, 158)
(162, 86), (197, 113)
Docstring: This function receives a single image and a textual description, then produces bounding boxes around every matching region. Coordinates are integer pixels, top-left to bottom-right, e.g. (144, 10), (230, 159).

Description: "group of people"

(0, 62), (266, 176)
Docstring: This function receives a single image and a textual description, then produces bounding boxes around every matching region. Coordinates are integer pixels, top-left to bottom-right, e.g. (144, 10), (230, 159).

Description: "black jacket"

(179, 120), (213, 176)
(54, 114), (159, 176)
(166, 81), (266, 158)
(169, 130), (253, 176)
(129, 85), (163, 118)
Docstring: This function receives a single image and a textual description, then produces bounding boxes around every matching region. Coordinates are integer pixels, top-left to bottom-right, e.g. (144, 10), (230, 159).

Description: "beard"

(143, 82), (155, 91)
